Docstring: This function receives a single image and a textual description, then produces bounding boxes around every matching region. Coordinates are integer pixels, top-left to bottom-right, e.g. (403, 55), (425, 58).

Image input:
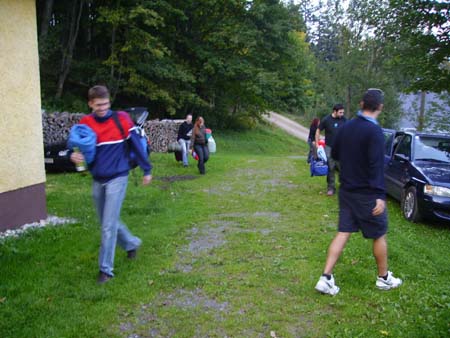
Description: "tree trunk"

(55, 0), (84, 99)
(346, 85), (351, 118)
(39, 0), (54, 40)
(417, 91), (426, 131)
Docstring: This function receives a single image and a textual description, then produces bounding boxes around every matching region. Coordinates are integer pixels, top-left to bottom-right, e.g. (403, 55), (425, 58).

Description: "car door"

(385, 134), (412, 200)
(383, 129), (396, 166)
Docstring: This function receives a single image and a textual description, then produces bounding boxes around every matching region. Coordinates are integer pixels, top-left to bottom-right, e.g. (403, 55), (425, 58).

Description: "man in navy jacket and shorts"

(315, 89), (402, 295)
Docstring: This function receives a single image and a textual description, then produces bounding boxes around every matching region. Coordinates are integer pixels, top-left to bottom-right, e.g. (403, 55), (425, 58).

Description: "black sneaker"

(127, 249), (137, 259)
(97, 271), (113, 284)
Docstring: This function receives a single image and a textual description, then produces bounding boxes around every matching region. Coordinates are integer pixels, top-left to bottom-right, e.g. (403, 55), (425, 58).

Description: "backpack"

(111, 110), (150, 169)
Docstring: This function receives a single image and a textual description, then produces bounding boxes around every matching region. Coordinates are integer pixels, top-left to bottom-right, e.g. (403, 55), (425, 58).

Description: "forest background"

(37, 0), (449, 130)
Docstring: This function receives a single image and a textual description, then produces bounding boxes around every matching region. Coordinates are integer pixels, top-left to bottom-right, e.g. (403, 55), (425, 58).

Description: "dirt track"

(264, 112), (309, 141)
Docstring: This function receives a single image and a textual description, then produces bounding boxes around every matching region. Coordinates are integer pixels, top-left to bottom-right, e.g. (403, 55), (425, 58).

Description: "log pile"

(146, 120), (181, 153)
(42, 112), (84, 145)
(42, 112), (183, 153)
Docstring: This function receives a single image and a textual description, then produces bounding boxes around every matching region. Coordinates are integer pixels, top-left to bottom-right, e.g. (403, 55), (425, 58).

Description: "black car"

(383, 128), (450, 223)
(44, 141), (76, 172)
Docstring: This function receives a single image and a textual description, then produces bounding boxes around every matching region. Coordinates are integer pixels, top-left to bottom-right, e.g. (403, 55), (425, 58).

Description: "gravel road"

(264, 112), (309, 141)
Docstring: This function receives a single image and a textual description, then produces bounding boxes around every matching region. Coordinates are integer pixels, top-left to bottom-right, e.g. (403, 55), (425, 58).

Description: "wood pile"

(42, 112), (84, 145)
(145, 120), (181, 153)
(42, 112), (183, 153)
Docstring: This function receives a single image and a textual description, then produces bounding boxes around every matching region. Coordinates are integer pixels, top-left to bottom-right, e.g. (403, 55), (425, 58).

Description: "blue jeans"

(178, 138), (190, 166)
(92, 175), (141, 276)
(194, 144), (209, 174)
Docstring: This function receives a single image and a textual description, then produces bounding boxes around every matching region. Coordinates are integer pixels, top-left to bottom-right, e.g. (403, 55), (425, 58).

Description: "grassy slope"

(0, 123), (449, 337)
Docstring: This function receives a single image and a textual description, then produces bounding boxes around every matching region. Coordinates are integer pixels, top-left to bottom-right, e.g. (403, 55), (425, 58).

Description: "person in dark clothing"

(315, 104), (347, 195)
(307, 117), (320, 162)
(177, 114), (193, 167)
(314, 88), (402, 296)
(190, 116), (209, 174)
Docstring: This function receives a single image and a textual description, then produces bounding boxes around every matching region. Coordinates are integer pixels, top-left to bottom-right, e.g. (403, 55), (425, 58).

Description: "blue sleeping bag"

(67, 124), (97, 164)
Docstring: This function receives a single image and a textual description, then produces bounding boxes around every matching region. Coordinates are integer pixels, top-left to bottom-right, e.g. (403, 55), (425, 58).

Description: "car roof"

(382, 128), (450, 139)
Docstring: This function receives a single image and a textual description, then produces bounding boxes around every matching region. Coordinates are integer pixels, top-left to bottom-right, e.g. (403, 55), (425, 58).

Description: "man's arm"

(367, 129), (386, 200)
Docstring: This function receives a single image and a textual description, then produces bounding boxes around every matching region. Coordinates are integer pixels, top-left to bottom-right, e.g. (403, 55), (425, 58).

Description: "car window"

(414, 136), (450, 163)
(395, 135), (412, 158)
(383, 131), (394, 155)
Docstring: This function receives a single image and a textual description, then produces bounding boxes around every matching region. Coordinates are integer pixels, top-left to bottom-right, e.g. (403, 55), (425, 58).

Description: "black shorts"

(338, 189), (387, 239)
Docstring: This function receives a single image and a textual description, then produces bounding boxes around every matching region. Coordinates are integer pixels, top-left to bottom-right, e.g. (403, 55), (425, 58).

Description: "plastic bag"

(317, 144), (327, 162)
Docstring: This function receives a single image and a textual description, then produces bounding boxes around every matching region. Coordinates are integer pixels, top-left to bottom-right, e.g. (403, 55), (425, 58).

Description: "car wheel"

(401, 186), (422, 222)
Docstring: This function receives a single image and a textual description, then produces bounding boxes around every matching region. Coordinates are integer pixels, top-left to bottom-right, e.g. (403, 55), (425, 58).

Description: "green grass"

(1, 123), (449, 337)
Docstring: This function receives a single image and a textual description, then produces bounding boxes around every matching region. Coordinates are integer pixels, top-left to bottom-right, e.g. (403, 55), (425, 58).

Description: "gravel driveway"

(264, 112), (309, 141)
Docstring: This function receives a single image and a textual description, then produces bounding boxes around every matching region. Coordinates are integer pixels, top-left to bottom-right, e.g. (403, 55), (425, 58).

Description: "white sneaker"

(376, 271), (403, 290)
(315, 275), (340, 295)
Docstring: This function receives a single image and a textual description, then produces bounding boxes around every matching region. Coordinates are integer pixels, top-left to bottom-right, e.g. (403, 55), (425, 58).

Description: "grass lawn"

(1, 123), (449, 337)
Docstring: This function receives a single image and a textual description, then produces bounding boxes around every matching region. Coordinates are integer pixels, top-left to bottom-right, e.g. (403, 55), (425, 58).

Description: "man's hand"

(70, 151), (85, 164)
(142, 175), (152, 186)
(372, 199), (386, 216)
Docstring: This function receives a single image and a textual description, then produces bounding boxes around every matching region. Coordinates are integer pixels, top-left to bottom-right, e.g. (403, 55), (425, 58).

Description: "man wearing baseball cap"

(314, 88), (403, 295)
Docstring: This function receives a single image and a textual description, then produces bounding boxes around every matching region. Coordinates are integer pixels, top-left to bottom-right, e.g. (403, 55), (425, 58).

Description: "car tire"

(401, 186), (422, 222)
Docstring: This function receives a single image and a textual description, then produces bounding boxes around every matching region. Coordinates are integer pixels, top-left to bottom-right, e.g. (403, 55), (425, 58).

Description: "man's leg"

(315, 232), (350, 295)
(178, 139), (188, 166)
(323, 232), (351, 275)
(117, 219), (142, 252)
(373, 234), (403, 290)
(373, 235), (388, 277)
(97, 176), (129, 277)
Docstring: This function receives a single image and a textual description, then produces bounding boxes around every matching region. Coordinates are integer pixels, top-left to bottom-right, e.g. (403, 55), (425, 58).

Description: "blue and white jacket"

(79, 110), (152, 182)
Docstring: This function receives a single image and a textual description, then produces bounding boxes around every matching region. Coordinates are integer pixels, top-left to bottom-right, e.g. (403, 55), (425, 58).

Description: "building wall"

(0, 0), (47, 230)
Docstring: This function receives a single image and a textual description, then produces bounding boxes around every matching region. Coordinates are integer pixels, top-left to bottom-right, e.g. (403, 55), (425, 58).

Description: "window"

(383, 131), (394, 155)
(395, 135), (412, 158)
(414, 136), (450, 163)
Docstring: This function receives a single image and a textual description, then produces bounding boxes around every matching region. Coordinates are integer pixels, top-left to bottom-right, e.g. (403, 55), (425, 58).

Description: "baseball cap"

(363, 88), (384, 106)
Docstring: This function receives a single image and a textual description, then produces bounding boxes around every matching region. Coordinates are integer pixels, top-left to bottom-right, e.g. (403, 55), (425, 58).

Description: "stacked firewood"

(42, 112), (183, 153)
(146, 120), (181, 153)
(42, 112), (84, 145)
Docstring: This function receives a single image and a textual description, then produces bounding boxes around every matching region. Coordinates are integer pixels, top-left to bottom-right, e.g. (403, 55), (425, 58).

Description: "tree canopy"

(37, 0), (316, 128)
(36, 0), (449, 129)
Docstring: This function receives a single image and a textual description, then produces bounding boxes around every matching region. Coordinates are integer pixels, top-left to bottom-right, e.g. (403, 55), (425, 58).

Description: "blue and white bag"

(310, 159), (328, 176)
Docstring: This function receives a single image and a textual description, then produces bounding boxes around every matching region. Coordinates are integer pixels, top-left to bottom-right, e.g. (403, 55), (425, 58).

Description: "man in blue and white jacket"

(70, 85), (152, 283)
(315, 88), (403, 295)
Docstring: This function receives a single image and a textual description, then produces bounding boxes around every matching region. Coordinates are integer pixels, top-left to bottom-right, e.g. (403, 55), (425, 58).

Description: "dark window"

(383, 132), (394, 155)
(396, 135), (412, 158)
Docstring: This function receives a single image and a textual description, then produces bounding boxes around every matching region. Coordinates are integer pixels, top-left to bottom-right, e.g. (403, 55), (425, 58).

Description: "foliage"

(402, 92), (450, 133)
(295, 0), (405, 128)
(380, 0), (450, 93)
(36, 0), (448, 129)
(36, 0), (316, 128)
(1, 123), (449, 337)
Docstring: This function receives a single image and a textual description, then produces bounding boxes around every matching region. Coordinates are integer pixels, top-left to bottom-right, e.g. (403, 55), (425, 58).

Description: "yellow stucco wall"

(0, 0), (45, 193)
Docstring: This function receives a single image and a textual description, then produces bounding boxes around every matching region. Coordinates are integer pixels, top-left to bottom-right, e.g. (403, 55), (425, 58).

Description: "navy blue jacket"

(331, 116), (386, 199)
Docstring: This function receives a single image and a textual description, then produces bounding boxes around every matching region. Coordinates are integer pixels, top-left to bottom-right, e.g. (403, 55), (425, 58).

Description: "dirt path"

(264, 112), (309, 141)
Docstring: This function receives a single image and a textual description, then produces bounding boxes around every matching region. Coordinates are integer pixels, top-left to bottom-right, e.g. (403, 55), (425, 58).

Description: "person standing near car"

(177, 114), (193, 167)
(314, 88), (402, 295)
(70, 85), (152, 284)
(315, 104), (347, 196)
(190, 116), (209, 175)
